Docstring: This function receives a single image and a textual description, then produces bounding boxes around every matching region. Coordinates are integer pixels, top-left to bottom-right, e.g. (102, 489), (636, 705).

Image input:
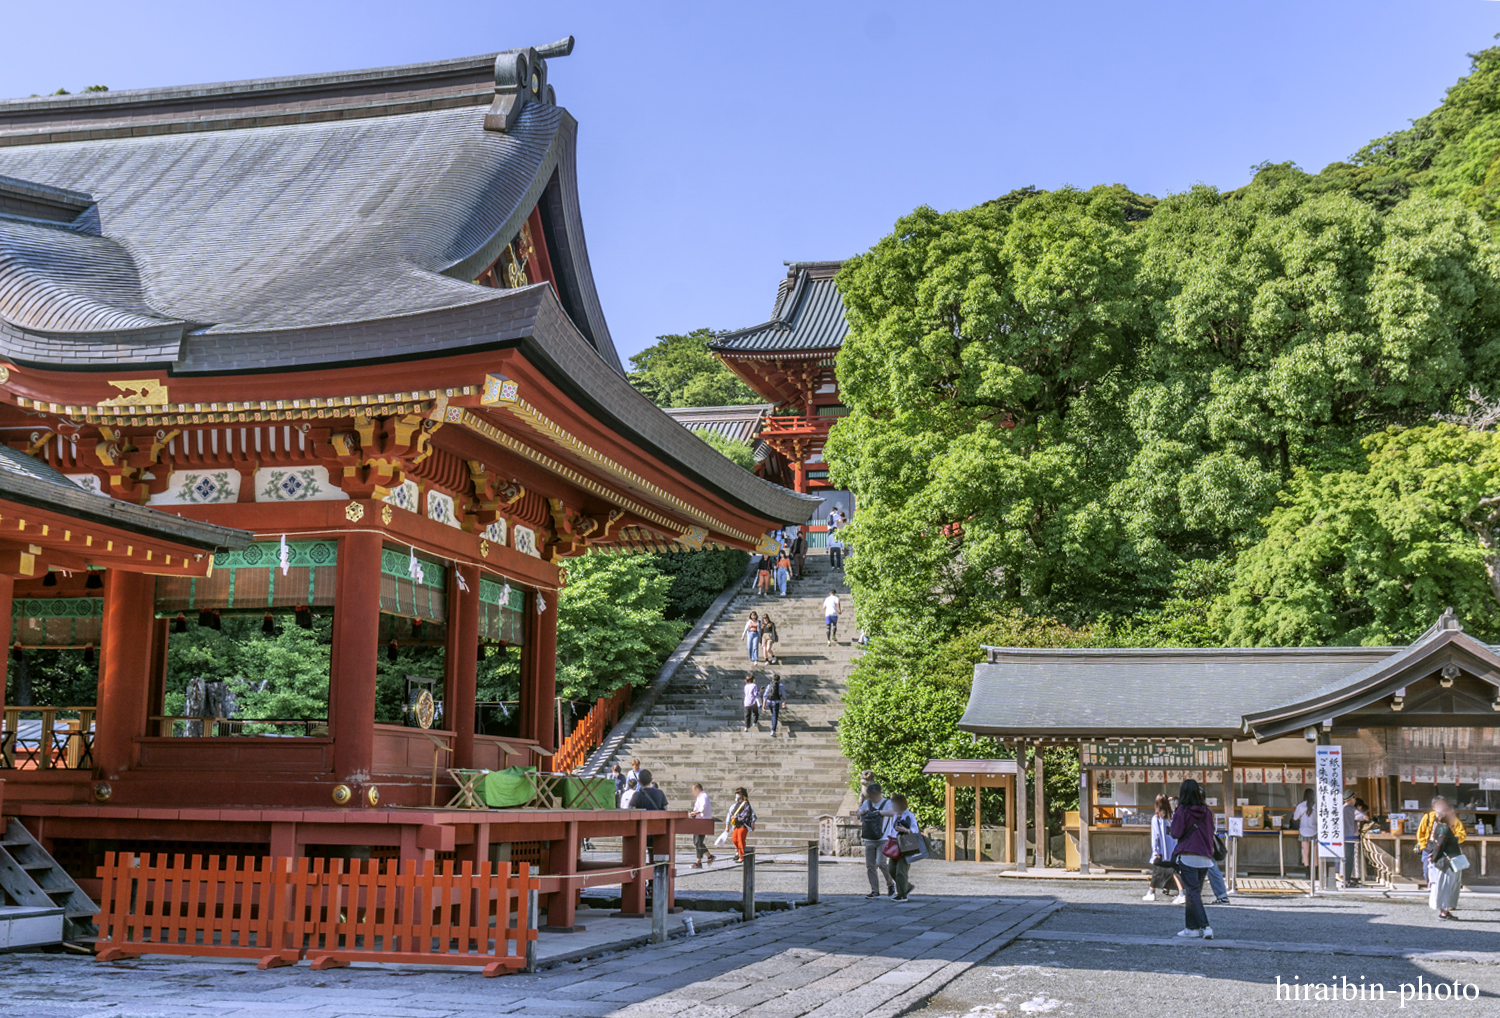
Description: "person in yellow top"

(1417, 796), (1466, 884)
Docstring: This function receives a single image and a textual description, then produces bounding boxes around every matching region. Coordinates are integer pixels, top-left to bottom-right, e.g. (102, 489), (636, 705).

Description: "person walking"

(1292, 788), (1316, 867)
(1418, 795), (1466, 886)
(627, 758), (641, 787)
(689, 782), (716, 868)
(727, 787), (756, 862)
(760, 613), (779, 665)
(742, 673), (761, 731)
(1426, 797), (1466, 919)
(633, 769), (667, 810)
(762, 673), (787, 735)
(890, 793), (921, 901)
(775, 550), (792, 596)
(792, 530), (807, 580)
(619, 775), (639, 809)
(610, 763), (626, 806)
(858, 781), (896, 898)
(756, 555), (772, 596)
(823, 589), (842, 646)
(1144, 793), (1185, 904)
(743, 611), (761, 664)
(1168, 778), (1217, 940)
(828, 532), (844, 571)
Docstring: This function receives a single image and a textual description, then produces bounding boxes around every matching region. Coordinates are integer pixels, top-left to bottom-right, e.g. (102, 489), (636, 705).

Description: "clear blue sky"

(5, 2), (1498, 363)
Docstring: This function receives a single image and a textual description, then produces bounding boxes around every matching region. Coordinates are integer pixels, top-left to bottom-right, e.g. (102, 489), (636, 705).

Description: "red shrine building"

(709, 262), (854, 514)
(0, 40), (815, 939)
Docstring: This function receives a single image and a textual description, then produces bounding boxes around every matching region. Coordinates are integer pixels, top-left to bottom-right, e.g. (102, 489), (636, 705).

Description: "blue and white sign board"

(1315, 745), (1344, 861)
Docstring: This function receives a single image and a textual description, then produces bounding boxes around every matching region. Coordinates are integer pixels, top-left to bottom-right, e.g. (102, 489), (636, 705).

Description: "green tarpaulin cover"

(480, 766), (537, 808)
(562, 776), (615, 810)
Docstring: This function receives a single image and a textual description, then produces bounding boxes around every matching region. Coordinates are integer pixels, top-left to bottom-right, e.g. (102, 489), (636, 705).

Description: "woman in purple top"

(1168, 779), (1218, 939)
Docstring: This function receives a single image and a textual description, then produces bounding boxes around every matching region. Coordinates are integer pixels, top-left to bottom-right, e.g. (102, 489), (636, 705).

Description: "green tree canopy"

(829, 177), (1500, 640)
(1223, 423), (1500, 646)
(628, 328), (760, 408)
(694, 428), (756, 470)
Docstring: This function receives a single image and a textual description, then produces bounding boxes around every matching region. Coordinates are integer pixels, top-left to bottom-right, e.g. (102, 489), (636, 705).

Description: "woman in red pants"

(727, 787), (756, 862)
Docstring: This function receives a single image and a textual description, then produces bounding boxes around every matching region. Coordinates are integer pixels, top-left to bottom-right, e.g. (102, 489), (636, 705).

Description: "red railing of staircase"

(553, 684), (633, 774)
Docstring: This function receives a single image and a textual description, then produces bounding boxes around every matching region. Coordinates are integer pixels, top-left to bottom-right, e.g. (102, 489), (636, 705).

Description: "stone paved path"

(0, 894), (1057, 1018)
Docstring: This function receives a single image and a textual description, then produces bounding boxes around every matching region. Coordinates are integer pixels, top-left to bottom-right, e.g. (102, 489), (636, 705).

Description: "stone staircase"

(601, 555), (858, 849)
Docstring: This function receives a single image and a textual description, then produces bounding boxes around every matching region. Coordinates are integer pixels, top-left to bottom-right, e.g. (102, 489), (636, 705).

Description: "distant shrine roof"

(0, 41), (621, 370)
(709, 261), (849, 356)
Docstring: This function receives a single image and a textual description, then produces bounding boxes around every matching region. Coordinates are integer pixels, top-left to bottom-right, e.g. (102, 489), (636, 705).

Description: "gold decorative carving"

(679, 525), (710, 550)
(332, 784), (352, 805)
(381, 504), (393, 525)
(366, 786), (381, 807)
(345, 501), (365, 522)
(481, 373), (520, 406)
(0, 365), (11, 384)
(101, 378), (169, 406)
(480, 538), (490, 558)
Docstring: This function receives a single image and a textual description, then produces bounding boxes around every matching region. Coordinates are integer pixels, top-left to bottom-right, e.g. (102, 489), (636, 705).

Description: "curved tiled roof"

(710, 261), (849, 355)
(0, 445), (251, 552)
(0, 49), (620, 368)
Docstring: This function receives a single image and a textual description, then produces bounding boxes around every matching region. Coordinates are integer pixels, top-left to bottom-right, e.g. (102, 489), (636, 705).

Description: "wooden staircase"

(0, 817), (98, 943)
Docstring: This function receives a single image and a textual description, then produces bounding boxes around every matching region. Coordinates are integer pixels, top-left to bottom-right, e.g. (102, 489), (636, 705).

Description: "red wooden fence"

(94, 853), (538, 976)
(553, 684), (632, 774)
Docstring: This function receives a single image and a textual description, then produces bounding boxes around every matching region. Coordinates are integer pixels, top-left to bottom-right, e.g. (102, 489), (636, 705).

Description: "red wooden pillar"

(543, 819), (580, 931)
(96, 570), (156, 778)
(620, 816), (648, 916)
(331, 532), (382, 784)
(0, 573), (12, 736)
(444, 563), (480, 769)
(519, 590), (557, 753)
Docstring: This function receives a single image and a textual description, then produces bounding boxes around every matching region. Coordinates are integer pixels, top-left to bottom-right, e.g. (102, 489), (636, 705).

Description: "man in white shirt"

(742, 674), (761, 731)
(823, 589), (842, 646)
(689, 782), (715, 867)
(619, 776), (638, 809)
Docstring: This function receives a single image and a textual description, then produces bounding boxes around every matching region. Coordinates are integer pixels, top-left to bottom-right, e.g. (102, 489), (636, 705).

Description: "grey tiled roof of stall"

(960, 647), (1400, 738)
(0, 51), (621, 368)
(710, 262), (849, 354)
(0, 446), (251, 552)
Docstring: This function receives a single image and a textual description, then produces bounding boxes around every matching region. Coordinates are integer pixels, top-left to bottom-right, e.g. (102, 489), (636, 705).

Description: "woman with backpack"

(1168, 778), (1218, 940)
(727, 787), (756, 862)
(762, 673), (787, 734)
(743, 611), (761, 664)
(760, 614), (779, 665)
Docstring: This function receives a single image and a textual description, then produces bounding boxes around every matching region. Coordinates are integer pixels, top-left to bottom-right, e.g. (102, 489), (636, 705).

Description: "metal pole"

(742, 848), (756, 922)
(651, 861), (668, 944)
(806, 840), (819, 905)
(523, 872), (539, 973)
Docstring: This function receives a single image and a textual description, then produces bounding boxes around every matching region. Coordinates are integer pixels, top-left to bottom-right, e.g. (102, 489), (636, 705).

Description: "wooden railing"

(553, 684), (633, 774)
(149, 716), (329, 737)
(95, 853), (538, 975)
(0, 707), (95, 770)
(1362, 833), (1399, 886)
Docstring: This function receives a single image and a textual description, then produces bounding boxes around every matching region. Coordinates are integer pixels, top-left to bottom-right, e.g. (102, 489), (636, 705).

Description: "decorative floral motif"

(345, 501), (365, 522)
(513, 525), (539, 558)
(479, 539), (490, 558)
(426, 489), (459, 528)
(483, 520), (508, 545)
(381, 504), (393, 525)
(68, 474), (103, 495)
(153, 469), (241, 506)
(382, 480), (419, 513)
(258, 468), (325, 502)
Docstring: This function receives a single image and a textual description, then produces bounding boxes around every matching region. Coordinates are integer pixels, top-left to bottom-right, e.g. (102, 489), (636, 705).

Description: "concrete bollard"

(651, 861), (669, 944)
(806, 840), (819, 905)
(742, 849), (756, 922)
(524, 878), (539, 973)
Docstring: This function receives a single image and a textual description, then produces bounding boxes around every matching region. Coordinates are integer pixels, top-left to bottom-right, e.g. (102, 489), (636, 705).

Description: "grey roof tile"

(710, 263), (849, 354)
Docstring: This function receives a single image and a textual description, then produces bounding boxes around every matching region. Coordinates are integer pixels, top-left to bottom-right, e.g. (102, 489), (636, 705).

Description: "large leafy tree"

(831, 176), (1500, 640)
(628, 328), (760, 408)
(553, 553), (689, 701)
(828, 186), (1147, 636)
(1222, 424), (1500, 646)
